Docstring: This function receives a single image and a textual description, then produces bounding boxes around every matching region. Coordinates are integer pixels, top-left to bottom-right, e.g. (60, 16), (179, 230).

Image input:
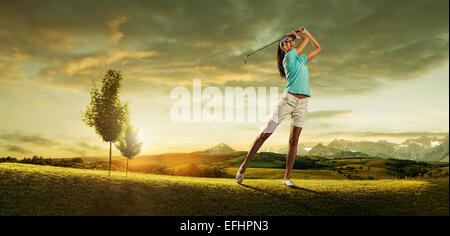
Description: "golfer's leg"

(239, 119), (279, 174)
(285, 125), (302, 180)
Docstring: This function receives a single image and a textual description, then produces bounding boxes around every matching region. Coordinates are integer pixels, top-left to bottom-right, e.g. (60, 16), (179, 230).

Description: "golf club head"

(244, 56), (248, 64)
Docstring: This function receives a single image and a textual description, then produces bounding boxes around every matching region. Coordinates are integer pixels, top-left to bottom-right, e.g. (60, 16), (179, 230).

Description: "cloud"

(0, 131), (59, 146)
(0, 26), (11, 38)
(65, 50), (157, 74)
(0, 46), (29, 83)
(0, 130), (110, 157)
(60, 142), (108, 156)
(76, 142), (106, 152)
(307, 110), (353, 119)
(108, 16), (127, 45)
(59, 147), (86, 157)
(3, 145), (31, 154)
(340, 131), (450, 138)
(302, 131), (450, 143)
(29, 28), (76, 51)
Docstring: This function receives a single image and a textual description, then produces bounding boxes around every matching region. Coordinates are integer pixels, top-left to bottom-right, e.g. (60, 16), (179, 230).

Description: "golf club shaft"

(246, 39), (279, 58)
(244, 29), (302, 64)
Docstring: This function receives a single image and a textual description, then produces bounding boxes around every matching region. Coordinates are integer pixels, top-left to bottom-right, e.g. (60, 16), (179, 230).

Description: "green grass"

(230, 153), (319, 169)
(0, 163), (448, 216)
(225, 167), (347, 180)
(228, 154), (448, 179)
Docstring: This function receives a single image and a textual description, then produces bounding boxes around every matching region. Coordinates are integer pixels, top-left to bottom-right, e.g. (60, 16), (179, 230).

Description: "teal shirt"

(283, 49), (311, 96)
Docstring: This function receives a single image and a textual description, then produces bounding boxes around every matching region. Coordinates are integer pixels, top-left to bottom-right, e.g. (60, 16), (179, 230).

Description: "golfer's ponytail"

(277, 45), (286, 79)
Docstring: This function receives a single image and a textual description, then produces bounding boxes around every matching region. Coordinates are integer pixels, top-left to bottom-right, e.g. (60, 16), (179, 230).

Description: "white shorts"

(269, 91), (309, 128)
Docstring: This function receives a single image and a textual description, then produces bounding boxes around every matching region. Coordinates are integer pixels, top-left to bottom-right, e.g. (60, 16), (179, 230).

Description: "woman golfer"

(236, 26), (322, 187)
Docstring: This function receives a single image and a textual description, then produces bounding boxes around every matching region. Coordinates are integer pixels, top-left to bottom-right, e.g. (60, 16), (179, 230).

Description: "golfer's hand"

(295, 26), (306, 34)
(291, 29), (306, 39)
(301, 27), (311, 37)
(290, 30), (298, 36)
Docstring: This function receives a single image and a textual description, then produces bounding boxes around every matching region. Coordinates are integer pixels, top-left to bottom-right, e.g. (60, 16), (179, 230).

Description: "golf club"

(243, 28), (303, 64)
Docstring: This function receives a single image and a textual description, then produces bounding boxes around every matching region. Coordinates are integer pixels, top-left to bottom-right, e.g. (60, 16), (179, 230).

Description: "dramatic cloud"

(0, 0), (447, 96)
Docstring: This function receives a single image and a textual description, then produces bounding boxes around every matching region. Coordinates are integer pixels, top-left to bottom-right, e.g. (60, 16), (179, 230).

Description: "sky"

(0, 0), (448, 157)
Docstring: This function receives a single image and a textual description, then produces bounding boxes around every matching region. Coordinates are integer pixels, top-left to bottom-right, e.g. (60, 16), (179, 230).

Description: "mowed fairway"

(0, 163), (448, 216)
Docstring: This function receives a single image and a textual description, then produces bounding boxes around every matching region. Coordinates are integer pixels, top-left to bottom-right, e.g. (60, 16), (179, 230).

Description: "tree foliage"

(82, 70), (129, 142)
(115, 124), (143, 159)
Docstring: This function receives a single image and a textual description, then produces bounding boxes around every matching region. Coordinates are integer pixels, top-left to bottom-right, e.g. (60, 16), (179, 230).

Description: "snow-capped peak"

(431, 141), (440, 147)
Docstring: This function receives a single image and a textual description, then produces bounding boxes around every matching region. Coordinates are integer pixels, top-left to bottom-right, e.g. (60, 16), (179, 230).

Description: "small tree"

(115, 124), (143, 178)
(82, 70), (129, 177)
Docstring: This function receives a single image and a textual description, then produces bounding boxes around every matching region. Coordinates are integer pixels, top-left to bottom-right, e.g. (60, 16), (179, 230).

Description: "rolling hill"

(202, 143), (236, 154)
(0, 163), (448, 216)
(77, 151), (244, 168)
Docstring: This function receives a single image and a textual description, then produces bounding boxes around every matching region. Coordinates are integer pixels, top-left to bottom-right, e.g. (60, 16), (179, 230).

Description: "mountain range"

(207, 135), (449, 163)
(317, 135), (449, 162)
(259, 144), (312, 155)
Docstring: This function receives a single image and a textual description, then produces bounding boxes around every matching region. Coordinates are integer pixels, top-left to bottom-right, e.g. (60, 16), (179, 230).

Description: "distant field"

(77, 151), (246, 166)
(0, 163), (448, 216)
(4, 152), (448, 179)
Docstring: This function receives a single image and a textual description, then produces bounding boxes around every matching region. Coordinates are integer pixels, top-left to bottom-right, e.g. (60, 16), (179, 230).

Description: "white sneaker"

(283, 179), (295, 187)
(236, 170), (245, 184)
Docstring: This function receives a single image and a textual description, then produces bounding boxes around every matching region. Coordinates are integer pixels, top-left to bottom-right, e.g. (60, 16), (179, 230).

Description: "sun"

(137, 130), (149, 143)
(134, 125), (152, 146)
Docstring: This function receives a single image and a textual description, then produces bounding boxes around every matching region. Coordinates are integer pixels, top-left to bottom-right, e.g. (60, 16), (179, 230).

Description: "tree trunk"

(126, 158), (129, 179)
(108, 141), (112, 178)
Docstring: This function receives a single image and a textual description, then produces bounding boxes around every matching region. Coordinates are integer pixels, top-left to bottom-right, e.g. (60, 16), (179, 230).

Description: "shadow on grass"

(239, 183), (320, 195)
(238, 183), (264, 192)
(290, 186), (321, 194)
(237, 183), (325, 214)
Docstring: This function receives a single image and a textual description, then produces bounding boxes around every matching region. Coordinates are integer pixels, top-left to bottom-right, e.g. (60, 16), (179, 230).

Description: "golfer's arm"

(305, 32), (322, 62)
(295, 37), (309, 56)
